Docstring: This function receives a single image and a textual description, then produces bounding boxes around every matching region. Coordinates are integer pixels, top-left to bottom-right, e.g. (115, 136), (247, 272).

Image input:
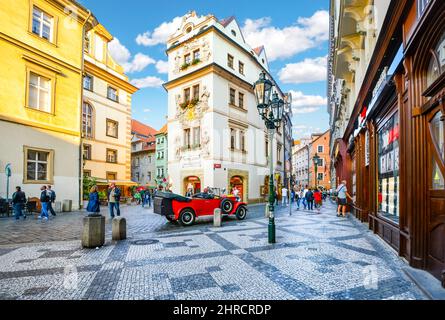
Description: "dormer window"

(231, 30), (236, 37)
(186, 26), (192, 33)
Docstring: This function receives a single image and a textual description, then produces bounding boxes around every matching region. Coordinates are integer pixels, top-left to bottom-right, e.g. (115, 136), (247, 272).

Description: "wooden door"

(426, 107), (445, 281)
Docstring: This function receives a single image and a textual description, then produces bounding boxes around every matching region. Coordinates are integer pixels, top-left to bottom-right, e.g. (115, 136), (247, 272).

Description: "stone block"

(112, 216), (126, 241)
(213, 208), (221, 227)
(82, 215), (105, 248)
(54, 201), (62, 213)
(62, 200), (72, 212)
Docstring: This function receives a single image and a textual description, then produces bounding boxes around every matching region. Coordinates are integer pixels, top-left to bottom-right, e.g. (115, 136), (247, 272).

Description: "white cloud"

(131, 76), (164, 88)
(108, 38), (155, 73)
(278, 56), (327, 84)
(241, 10), (329, 61)
(136, 16), (183, 46)
(143, 108), (151, 113)
(155, 60), (169, 74)
(290, 90), (327, 114)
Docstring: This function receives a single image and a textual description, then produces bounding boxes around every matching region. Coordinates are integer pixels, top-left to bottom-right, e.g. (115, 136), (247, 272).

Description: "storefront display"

(377, 112), (400, 223)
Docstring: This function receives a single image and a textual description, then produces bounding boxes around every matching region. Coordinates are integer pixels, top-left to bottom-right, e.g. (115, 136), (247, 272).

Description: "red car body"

(153, 191), (248, 226)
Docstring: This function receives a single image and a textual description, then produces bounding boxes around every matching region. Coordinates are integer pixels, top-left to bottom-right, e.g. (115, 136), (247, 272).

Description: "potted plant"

(180, 62), (190, 70)
(191, 58), (201, 65)
(180, 101), (189, 109)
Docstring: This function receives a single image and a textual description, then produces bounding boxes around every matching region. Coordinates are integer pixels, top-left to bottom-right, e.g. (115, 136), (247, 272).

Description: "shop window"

(377, 112), (400, 223)
(426, 32), (445, 87)
(432, 160), (445, 190)
(430, 111), (444, 162)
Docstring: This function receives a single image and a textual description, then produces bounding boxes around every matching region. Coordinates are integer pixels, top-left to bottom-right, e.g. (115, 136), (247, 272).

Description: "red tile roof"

(220, 16), (235, 27)
(157, 123), (168, 134)
(131, 119), (157, 137)
(253, 46), (264, 56)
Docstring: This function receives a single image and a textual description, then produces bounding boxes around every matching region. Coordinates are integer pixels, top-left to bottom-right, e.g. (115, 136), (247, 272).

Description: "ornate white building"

(164, 11), (290, 203)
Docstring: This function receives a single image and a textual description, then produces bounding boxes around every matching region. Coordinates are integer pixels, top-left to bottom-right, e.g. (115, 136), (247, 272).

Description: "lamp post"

(313, 153), (320, 188)
(254, 71), (290, 244)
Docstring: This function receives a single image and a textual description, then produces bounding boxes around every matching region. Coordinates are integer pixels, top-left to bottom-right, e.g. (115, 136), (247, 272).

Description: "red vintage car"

(153, 190), (247, 226)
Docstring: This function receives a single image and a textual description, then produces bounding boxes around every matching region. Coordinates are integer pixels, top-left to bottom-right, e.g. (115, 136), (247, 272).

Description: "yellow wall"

(0, 0), (84, 135)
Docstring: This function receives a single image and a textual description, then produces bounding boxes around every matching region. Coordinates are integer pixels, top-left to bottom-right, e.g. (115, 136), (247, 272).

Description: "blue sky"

(79, 0), (330, 138)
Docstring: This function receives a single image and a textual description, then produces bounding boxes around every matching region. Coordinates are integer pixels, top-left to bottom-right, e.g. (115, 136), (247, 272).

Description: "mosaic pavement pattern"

(0, 203), (426, 300)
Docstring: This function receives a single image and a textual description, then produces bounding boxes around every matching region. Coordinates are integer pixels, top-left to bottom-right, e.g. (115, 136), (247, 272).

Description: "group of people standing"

(86, 183), (121, 218)
(11, 185), (57, 221)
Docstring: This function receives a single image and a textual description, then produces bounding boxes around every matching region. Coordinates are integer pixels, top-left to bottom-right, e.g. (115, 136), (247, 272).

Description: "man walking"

(107, 183), (121, 218)
(282, 186), (288, 206)
(305, 188), (314, 211)
(47, 185), (56, 216)
(336, 180), (353, 217)
(12, 186), (27, 220)
(302, 185), (309, 209)
(38, 185), (50, 221)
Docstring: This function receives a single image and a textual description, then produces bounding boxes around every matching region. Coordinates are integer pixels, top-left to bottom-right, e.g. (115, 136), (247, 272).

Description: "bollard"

(54, 201), (62, 213)
(112, 216), (127, 240)
(213, 208), (221, 227)
(62, 199), (72, 212)
(82, 215), (105, 248)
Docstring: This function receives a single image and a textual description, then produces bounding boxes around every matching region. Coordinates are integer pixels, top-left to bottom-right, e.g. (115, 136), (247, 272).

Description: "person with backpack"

(305, 188), (314, 211)
(38, 185), (50, 221)
(12, 186), (27, 220)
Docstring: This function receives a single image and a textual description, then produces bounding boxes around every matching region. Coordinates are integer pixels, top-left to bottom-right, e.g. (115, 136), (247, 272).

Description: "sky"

(78, 0), (330, 139)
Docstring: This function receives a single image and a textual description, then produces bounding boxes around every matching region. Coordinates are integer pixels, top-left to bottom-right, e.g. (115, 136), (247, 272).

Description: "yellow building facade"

(82, 24), (138, 196)
(0, 0), (92, 209)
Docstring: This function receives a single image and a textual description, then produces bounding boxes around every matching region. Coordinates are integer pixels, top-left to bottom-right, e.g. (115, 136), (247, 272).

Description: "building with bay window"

(164, 11), (291, 202)
(328, 0), (445, 285)
(82, 24), (139, 196)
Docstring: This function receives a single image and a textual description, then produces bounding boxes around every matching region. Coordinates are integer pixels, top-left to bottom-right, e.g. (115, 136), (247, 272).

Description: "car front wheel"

(179, 209), (195, 226)
(220, 198), (234, 214)
(235, 205), (247, 220)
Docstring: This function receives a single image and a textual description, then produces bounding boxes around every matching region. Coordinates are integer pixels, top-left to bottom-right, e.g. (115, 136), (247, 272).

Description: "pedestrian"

(232, 186), (240, 201)
(305, 187), (314, 211)
(12, 186), (27, 220)
(336, 180), (353, 217)
(38, 185), (50, 221)
(282, 186), (288, 206)
(145, 189), (152, 208)
(134, 190), (141, 205)
(295, 188), (301, 210)
(314, 188), (322, 213)
(86, 185), (100, 216)
(107, 183), (121, 218)
(302, 185), (309, 209)
(47, 185), (56, 216)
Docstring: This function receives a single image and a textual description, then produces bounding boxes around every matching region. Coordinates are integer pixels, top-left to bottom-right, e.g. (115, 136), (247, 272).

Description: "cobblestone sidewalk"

(0, 202), (426, 300)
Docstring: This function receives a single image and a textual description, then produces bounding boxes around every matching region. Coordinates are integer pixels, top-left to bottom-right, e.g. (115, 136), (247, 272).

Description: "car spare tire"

(179, 209), (195, 226)
(220, 198), (234, 214)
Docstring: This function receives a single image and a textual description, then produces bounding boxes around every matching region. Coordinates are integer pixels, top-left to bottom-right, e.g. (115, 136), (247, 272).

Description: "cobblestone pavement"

(0, 202), (426, 300)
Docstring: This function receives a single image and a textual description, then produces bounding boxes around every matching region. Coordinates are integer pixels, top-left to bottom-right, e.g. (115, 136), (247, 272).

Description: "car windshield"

(192, 193), (215, 199)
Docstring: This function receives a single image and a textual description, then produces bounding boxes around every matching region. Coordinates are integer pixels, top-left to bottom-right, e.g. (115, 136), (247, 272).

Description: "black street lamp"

(313, 153), (320, 188)
(254, 71), (289, 244)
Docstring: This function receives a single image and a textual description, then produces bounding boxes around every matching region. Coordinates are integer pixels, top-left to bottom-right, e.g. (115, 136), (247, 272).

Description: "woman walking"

(313, 188), (322, 213)
(86, 185), (101, 216)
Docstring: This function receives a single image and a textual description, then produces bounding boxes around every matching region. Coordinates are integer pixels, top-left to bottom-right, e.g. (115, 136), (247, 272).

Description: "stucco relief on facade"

(173, 37), (212, 75)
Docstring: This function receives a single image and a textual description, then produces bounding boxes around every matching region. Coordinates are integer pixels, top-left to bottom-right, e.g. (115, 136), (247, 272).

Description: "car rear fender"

(172, 201), (195, 219)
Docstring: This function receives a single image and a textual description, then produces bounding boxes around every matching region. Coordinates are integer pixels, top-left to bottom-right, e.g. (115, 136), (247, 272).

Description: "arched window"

(82, 102), (93, 138)
(426, 31), (445, 87)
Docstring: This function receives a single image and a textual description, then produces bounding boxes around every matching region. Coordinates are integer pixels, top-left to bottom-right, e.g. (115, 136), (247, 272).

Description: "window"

(317, 145), (324, 153)
(426, 32), (445, 87)
(238, 92), (244, 108)
(83, 144), (91, 160)
(106, 119), (118, 138)
(193, 50), (200, 61)
(107, 86), (118, 102)
(83, 75), (93, 91)
(148, 156), (152, 163)
(106, 172), (116, 180)
(318, 158), (324, 167)
(193, 85), (200, 101)
(28, 72), (51, 112)
(277, 145), (282, 164)
(377, 112), (400, 223)
(231, 30), (236, 37)
(32, 7), (53, 41)
(83, 170), (91, 177)
(230, 88), (236, 105)
(184, 53), (191, 65)
(228, 54), (234, 69)
(240, 131), (245, 151)
(24, 147), (53, 183)
(239, 61), (244, 75)
(317, 173), (324, 181)
(230, 128), (236, 149)
(106, 149), (117, 163)
(135, 172), (140, 181)
(184, 88), (191, 103)
(147, 172), (152, 181)
(193, 127), (200, 146)
(184, 128), (191, 148)
(81, 102), (93, 138)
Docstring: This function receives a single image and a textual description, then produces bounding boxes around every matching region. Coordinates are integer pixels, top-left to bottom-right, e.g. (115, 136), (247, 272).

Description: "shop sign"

(214, 163), (221, 169)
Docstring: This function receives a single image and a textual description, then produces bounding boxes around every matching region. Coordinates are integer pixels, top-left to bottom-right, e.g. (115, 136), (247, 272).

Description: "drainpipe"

(79, 10), (92, 209)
